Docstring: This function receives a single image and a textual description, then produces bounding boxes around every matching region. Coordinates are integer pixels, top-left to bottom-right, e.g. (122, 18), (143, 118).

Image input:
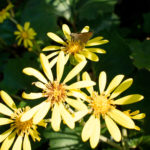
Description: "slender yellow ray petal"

(49, 56), (58, 68)
(17, 24), (23, 31)
(33, 101), (51, 124)
(110, 78), (133, 99)
(47, 32), (66, 45)
(80, 51), (99, 61)
(65, 54), (70, 64)
(12, 134), (23, 150)
(59, 103), (74, 129)
(0, 118), (13, 125)
(21, 102), (46, 122)
(42, 45), (61, 51)
(63, 61), (87, 84)
(66, 98), (87, 110)
(47, 51), (59, 59)
(67, 81), (96, 89)
(99, 71), (107, 94)
(23, 67), (48, 84)
(29, 129), (40, 142)
(105, 75), (124, 95)
(23, 134), (31, 150)
(108, 109), (135, 129)
(86, 39), (109, 46)
(57, 51), (65, 82)
(38, 120), (47, 127)
(114, 94), (144, 105)
(1, 131), (16, 150)
(81, 115), (95, 142)
(24, 22), (30, 31)
(131, 113), (146, 120)
(82, 72), (94, 94)
(62, 24), (71, 40)
(81, 26), (90, 33)
(135, 125), (140, 131)
(86, 36), (104, 43)
(90, 117), (100, 149)
(0, 127), (14, 142)
(74, 53), (86, 62)
(0, 103), (13, 116)
(33, 81), (46, 89)
(22, 92), (43, 100)
(51, 103), (61, 131)
(40, 53), (53, 82)
(67, 90), (88, 100)
(84, 48), (106, 54)
(105, 115), (121, 142)
(130, 110), (140, 115)
(1, 90), (17, 110)
(73, 109), (89, 122)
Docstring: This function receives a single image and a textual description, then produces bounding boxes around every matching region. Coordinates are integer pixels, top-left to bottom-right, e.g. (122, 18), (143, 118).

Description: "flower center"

(65, 41), (84, 54)
(21, 31), (28, 39)
(11, 107), (33, 135)
(90, 92), (113, 116)
(43, 81), (66, 104)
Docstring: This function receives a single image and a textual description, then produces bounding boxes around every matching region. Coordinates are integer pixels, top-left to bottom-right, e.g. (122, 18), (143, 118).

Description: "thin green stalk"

(122, 128), (129, 150)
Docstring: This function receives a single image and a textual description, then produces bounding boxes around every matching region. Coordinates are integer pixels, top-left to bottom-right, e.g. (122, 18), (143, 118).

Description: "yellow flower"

(42, 24), (108, 64)
(14, 22), (37, 48)
(0, 3), (13, 23)
(73, 71), (144, 148)
(21, 51), (95, 131)
(124, 110), (145, 131)
(0, 90), (47, 150)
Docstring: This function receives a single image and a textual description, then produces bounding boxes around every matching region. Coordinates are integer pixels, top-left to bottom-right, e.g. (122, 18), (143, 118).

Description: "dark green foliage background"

(0, 0), (150, 149)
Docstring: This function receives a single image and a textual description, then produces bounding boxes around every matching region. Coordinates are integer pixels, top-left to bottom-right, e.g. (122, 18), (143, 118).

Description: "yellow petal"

(135, 125), (140, 131)
(49, 56), (58, 68)
(80, 51), (99, 61)
(86, 39), (109, 46)
(110, 78), (133, 99)
(63, 60), (87, 84)
(17, 24), (23, 31)
(81, 26), (90, 33)
(0, 90), (17, 110)
(12, 134), (23, 150)
(105, 115), (121, 142)
(81, 115), (95, 142)
(47, 32), (66, 45)
(114, 94), (144, 105)
(131, 113), (146, 120)
(23, 67), (48, 84)
(22, 92), (43, 100)
(105, 75), (124, 95)
(130, 110), (139, 115)
(108, 109), (135, 129)
(1, 131), (16, 150)
(23, 134), (31, 150)
(66, 98), (87, 110)
(84, 48), (106, 54)
(51, 103), (61, 131)
(24, 22), (30, 31)
(40, 53), (53, 82)
(0, 118), (13, 125)
(47, 51), (59, 59)
(86, 36), (104, 43)
(67, 81), (95, 89)
(73, 109), (89, 122)
(57, 51), (65, 82)
(59, 103), (74, 129)
(99, 71), (106, 94)
(62, 24), (71, 40)
(82, 72), (94, 94)
(21, 102), (46, 122)
(74, 53), (86, 63)
(33, 101), (51, 124)
(33, 81), (46, 89)
(67, 90), (88, 101)
(0, 103), (13, 116)
(90, 117), (100, 149)
(42, 45), (61, 51)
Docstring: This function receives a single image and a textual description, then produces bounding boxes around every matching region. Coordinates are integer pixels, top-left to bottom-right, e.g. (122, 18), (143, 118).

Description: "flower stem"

(9, 16), (18, 25)
(100, 135), (123, 150)
(122, 128), (129, 150)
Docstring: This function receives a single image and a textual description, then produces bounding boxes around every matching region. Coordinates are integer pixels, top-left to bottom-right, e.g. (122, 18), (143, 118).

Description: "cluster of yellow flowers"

(0, 24), (145, 150)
